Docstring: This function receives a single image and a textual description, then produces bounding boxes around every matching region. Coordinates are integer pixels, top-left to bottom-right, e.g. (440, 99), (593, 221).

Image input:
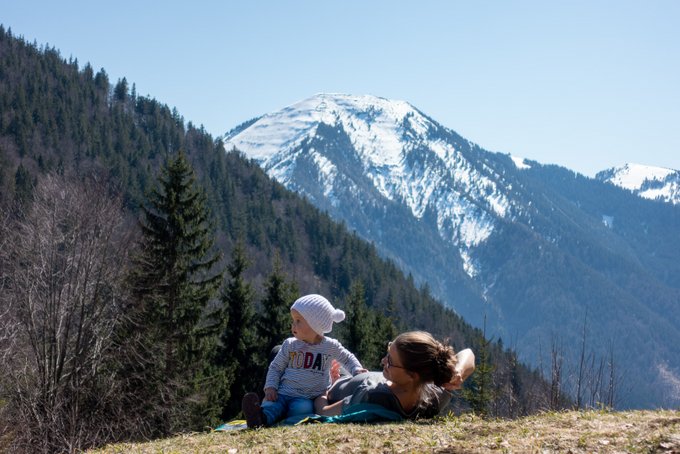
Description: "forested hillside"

(0, 26), (557, 452)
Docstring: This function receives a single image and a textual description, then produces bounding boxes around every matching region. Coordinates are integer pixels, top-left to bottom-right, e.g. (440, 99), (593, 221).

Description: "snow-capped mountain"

(596, 163), (680, 204)
(225, 94), (680, 409)
(226, 94), (518, 277)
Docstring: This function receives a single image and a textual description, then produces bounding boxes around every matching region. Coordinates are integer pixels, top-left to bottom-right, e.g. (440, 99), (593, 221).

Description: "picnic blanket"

(215, 403), (403, 431)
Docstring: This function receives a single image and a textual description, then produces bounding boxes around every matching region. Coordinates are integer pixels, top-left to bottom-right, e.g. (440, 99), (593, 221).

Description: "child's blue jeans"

(261, 393), (314, 425)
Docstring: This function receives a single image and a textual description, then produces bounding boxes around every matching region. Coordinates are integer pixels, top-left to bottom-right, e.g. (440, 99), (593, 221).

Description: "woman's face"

(381, 341), (409, 380)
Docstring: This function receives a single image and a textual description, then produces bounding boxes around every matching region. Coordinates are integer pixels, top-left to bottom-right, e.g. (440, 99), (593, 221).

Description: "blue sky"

(2, 1), (679, 176)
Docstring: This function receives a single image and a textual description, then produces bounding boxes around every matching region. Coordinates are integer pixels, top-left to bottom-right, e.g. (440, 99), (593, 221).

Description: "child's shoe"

(241, 392), (265, 428)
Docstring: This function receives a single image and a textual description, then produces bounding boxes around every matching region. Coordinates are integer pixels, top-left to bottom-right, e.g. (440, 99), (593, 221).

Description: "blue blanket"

(215, 403), (402, 431)
(293, 403), (403, 424)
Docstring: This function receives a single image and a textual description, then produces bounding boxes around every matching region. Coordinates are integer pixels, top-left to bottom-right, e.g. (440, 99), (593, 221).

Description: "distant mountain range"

(225, 93), (680, 408)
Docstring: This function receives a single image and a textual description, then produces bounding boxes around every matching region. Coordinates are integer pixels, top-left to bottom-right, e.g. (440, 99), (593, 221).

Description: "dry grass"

(92, 409), (680, 453)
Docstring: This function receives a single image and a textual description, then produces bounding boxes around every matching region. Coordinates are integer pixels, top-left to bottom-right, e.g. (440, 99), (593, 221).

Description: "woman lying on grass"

(314, 331), (475, 419)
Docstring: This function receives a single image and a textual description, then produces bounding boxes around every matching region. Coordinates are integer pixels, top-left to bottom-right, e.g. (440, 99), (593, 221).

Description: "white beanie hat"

(291, 294), (345, 336)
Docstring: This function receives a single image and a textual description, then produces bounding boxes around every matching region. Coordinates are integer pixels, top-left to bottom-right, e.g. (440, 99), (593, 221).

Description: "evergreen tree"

(344, 281), (377, 367)
(463, 326), (494, 417)
(126, 150), (223, 431)
(14, 163), (33, 205)
(258, 252), (298, 356)
(114, 77), (128, 103)
(217, 241), (263, 418)
(371, 311), (399, 369)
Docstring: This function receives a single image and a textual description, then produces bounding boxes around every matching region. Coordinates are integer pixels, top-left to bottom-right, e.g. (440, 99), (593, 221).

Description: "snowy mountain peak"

(226, 93), (433, 166)
(224, 94), (515, 274)
(596, 163), (680, 204)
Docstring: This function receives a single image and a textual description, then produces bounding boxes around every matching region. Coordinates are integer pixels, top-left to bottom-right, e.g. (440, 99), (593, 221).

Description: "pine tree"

(344, 281), (377, 368)
(371, 311), (399, 369)
(126, 150), (223, 431)
(258, 253), (298, 356)
(463, 326), (494, 417)
(217, 241), (262, 418)
(14, 163), (33, 205)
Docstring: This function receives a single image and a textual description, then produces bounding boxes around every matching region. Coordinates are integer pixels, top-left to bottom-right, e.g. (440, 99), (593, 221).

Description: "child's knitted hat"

(291, 294), (345, 336)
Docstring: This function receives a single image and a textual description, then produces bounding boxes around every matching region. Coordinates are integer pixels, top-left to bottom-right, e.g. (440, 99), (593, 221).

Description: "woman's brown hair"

(393, 331), (458, 387)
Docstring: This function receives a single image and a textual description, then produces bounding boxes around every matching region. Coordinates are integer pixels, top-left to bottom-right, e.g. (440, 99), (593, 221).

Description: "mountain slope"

(225, 94), (680, 408)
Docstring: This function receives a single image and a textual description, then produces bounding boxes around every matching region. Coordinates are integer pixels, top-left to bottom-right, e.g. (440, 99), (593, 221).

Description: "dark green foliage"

(13, 163), (32, 205)
(372, 310), (399, 366)
(343, 281), (377, 368)
(340, 280), (399, 370)
(217, 241), (263, 418)
(463, 330), (495, 417)
(132, 150), (223, 367)
(125, 151), (224, 432)
(258, 253), (298, 355)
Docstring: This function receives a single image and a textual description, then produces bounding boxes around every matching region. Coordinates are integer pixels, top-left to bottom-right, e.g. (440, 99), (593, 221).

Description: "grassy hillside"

(91, 410), (679, 453)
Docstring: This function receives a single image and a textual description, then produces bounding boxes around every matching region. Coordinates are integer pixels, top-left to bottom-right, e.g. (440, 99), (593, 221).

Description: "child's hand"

(330, 360), (341, 384)
(354, 368), (368, 375)
(264, 387), (278, 401)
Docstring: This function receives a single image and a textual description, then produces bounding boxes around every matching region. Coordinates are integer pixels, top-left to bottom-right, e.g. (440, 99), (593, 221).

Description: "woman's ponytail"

(432, 343), (457, 387)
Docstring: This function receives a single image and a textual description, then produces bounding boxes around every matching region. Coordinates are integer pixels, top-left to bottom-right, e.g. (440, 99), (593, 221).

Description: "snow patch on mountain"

(460, 249), (479, 277)
(597, 163), (680, 204)
(606, 163), (674, 190)
(511, 155), (531, 170)
(310, 149), (340, 204)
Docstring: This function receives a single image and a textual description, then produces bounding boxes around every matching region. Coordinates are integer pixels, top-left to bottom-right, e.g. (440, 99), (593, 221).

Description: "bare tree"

(0, 173), (133, 453)
(574, 309), (588, 410)
(605, 340), (626, 409)
(586, 354), (605, 408)
(549, 336), (565, 410)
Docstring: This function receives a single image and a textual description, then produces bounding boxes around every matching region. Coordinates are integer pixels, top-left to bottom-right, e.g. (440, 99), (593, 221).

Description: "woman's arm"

(314, 394), (344, 416)
(443, 348), (475, 391)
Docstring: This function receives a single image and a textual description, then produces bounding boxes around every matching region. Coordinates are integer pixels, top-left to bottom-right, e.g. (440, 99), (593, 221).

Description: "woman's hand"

(443, 373), (463, 391)
(314, 393), (344, 416)
(314, 393), (329, 414)
(443, 348), (475, 391)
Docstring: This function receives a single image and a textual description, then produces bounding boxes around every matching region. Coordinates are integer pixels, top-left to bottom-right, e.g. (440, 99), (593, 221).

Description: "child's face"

(290, 309), (320, 343)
